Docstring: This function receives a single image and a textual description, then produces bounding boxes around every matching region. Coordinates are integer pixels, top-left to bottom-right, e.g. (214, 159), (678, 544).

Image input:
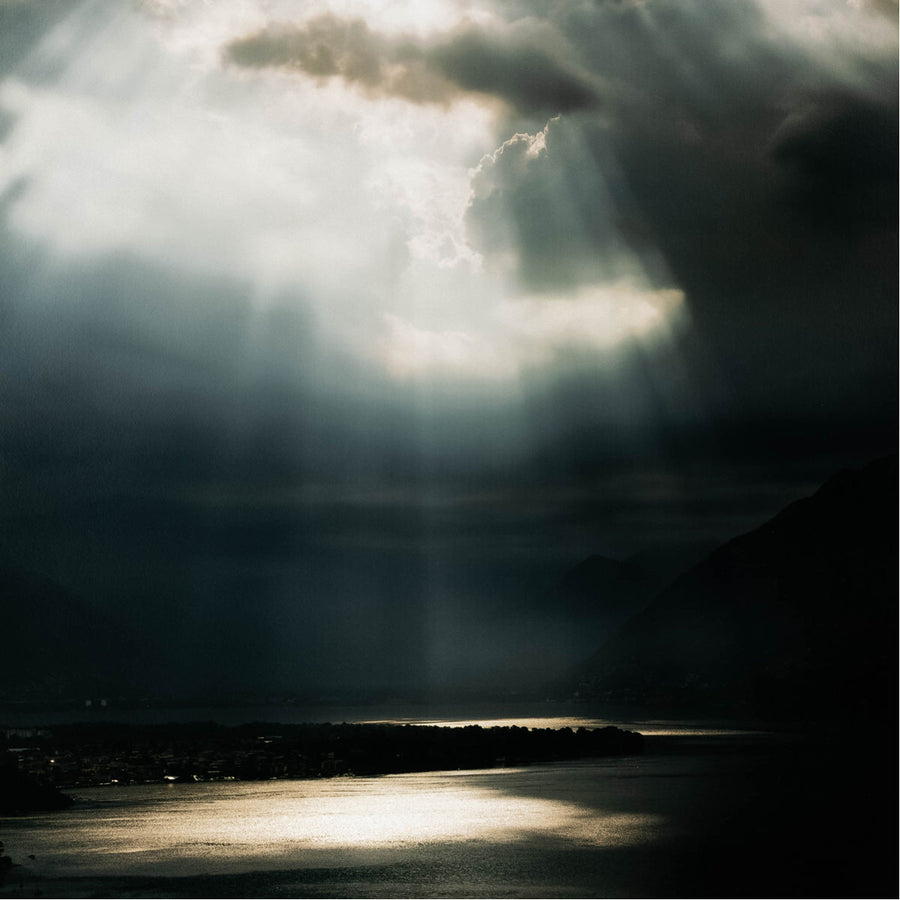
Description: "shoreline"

(3, 721), (645, 797)
(2, 730), (892, 900)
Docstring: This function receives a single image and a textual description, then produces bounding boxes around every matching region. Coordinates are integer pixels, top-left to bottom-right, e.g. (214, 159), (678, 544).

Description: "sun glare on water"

(20, 773), (665, 879)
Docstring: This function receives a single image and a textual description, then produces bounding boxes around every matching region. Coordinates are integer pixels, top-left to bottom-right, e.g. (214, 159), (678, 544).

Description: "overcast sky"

(1, 0), (896, 696)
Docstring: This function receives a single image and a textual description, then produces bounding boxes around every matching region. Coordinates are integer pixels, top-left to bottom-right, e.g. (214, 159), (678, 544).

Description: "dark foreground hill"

(571, 455), (898, 720)
(0, 765), (73, 815)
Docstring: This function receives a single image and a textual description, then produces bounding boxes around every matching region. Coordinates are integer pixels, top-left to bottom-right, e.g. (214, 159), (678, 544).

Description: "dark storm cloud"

(456, 0), (897, 456)
(2, 0), (896, 700)
(428, 22), (600, 115)
(465, 2), (896, 256)
(466, 117), (660, 290)
(769, 90), (899, 227)
(225, 14), (452, 105)
(459, 2), (794, 294)
(224, 14), (600, 115)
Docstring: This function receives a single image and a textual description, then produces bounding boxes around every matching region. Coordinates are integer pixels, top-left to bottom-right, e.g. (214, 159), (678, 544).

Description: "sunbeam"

(0, 0), (894, 699)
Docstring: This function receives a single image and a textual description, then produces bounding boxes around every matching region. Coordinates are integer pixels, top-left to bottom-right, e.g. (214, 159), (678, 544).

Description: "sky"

(0, 0), (896, 698)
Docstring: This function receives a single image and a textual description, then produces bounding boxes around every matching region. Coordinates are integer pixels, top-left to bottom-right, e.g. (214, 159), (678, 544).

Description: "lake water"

(0, 714), (890, 898)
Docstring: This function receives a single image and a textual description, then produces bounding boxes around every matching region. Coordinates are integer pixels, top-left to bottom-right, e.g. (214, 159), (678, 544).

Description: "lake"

(0, 713), (892, 898)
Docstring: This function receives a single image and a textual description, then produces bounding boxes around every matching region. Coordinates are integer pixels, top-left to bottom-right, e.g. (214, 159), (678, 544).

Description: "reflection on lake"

(379, 715), (764, 736)
(6, 766), (668, 880)
(2, 715), (879, 898)
(0, 733), (792, 898)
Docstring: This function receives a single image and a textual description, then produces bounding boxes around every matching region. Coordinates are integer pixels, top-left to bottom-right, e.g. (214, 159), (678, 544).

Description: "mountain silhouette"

(554, 554), (645, 621)
(570, 455), (898, 720)
(487, 547), (712, 691)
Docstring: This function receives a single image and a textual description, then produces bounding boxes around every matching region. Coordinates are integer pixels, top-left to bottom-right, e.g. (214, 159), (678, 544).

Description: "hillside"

(571, 455), (898, 720)
(486, 546), (710, 691)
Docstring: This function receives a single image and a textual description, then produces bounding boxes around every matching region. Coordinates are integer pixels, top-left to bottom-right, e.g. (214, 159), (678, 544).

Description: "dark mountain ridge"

(3, 457), (894, 713)
(570, 454), (898, 720)
(487, 545), (711, 690)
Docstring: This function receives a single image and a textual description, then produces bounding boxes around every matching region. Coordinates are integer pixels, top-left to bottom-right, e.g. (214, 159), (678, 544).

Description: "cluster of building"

(2, 728), (346, 788)
(2, 720), (643, 791)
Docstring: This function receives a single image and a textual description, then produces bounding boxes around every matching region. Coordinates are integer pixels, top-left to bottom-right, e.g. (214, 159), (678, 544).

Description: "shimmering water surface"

(0, 727), (800, 899)
(1, 712), (876, 898)
(4, 764), (674, 879)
